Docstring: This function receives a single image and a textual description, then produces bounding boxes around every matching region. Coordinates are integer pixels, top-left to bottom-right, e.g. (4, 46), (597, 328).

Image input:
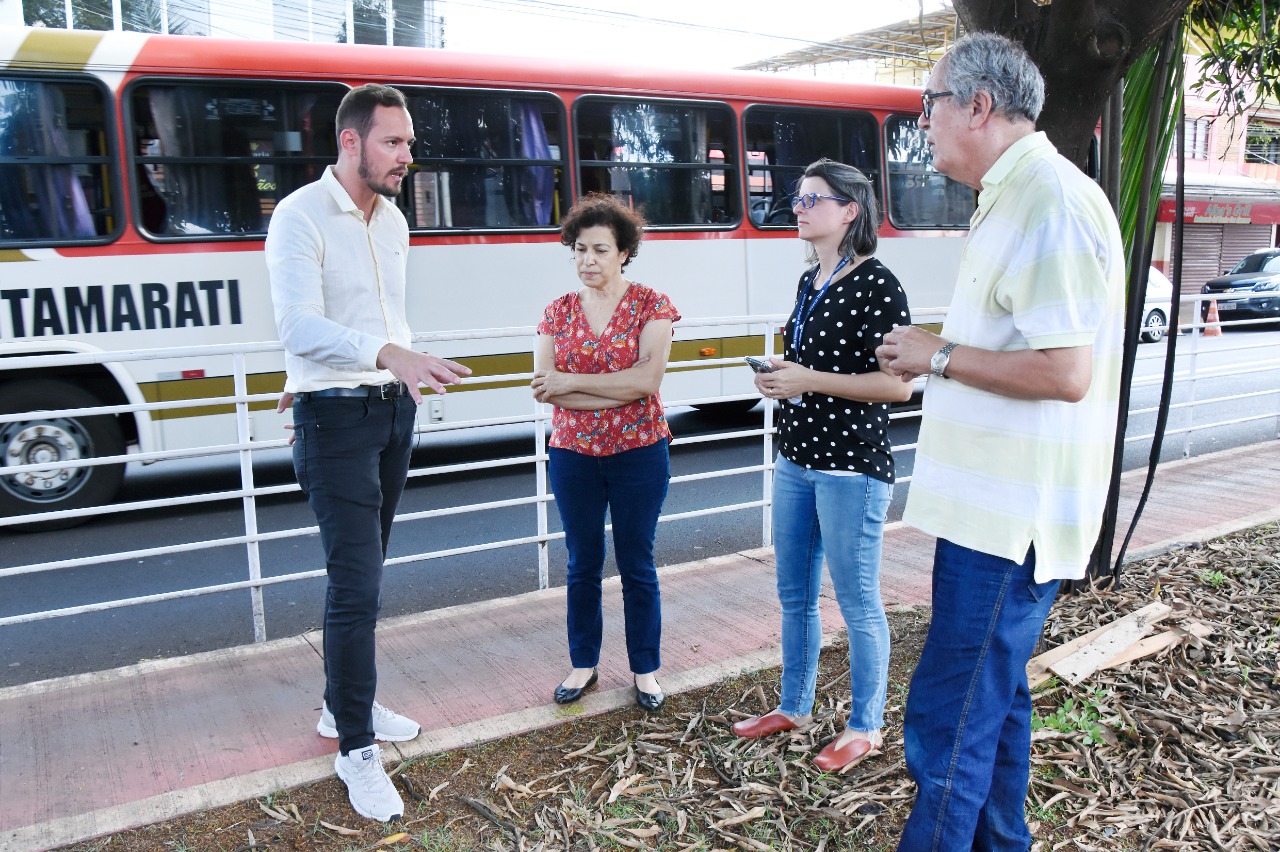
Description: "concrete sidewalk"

(2, 441), (1278, 851)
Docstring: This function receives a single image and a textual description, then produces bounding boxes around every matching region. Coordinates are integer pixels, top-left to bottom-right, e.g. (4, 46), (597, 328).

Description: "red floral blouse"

(537, 283), (681, 457)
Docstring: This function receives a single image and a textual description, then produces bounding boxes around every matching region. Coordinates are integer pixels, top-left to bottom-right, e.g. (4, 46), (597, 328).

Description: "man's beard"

(359, 151), (404, 198)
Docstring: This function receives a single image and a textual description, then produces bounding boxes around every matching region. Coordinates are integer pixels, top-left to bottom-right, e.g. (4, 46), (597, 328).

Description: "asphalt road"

(2, 328), (1277, 687)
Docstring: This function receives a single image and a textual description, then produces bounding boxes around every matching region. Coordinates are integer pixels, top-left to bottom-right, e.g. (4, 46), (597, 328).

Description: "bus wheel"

(0, 380), (126, 531)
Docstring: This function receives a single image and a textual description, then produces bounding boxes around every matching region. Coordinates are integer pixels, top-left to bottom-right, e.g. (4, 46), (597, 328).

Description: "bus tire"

(0, 380), (126, 531)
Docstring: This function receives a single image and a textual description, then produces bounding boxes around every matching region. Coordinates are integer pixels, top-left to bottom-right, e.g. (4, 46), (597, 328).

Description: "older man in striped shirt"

(876, 33), (1125, 851)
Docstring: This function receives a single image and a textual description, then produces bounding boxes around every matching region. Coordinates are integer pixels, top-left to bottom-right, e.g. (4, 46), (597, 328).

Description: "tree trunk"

(952, 0), (1189, 170)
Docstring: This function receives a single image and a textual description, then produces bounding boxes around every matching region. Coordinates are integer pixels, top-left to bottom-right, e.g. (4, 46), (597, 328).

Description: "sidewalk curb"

(1122, 507), (1280, 564)
(4, 634), (832, 852)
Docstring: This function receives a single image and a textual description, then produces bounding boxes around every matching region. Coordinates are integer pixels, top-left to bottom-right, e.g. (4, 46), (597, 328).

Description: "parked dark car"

(1201, 248), (1280, 323)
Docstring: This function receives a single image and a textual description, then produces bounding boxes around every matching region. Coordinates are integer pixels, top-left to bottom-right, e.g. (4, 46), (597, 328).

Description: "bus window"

(884, 115), (975, 229)
(401, 89), (565, 230)
(575, 98), (738, 227)
(128, 80), (343, 238)
(742, 106), (879, 228)
(0, 76), (117, 246)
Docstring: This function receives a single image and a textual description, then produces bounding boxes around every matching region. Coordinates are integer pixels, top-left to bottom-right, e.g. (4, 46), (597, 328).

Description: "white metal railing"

(0, 316), (786, 636)
(1124, 294), (1280, 455)
(2, 300), (1278, 639)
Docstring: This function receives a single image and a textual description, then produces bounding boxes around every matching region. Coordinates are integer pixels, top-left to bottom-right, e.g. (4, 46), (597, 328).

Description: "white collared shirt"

(267, 166), (412, 393)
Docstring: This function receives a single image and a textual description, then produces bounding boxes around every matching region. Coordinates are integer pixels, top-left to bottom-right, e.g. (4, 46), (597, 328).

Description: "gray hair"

(801, 158), (879, 262)
(941, 32), (1044, 123)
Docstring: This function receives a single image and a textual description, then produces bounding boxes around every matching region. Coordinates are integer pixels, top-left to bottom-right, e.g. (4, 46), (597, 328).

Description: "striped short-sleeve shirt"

(902, 132), (1126, 582)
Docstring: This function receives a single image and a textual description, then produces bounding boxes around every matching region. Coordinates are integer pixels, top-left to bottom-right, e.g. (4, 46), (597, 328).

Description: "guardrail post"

(233, 353), (268, 642)
(1182, 296), (1203, 459)
(761, 321), (775, 547)
(533, 332), (550, 591)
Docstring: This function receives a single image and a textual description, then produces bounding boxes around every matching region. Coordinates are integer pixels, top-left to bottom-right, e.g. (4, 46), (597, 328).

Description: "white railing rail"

(1124, 294), (1280, 451)
(2, 299), (1278, 636)
(0, 315), (786, 635)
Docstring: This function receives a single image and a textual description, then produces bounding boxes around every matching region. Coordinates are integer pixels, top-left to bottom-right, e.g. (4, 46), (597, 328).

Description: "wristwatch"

(930, 342), (958, 378)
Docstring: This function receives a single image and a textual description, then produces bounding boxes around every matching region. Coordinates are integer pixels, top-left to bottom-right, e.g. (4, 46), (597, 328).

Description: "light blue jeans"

(771, 455), (892, 731)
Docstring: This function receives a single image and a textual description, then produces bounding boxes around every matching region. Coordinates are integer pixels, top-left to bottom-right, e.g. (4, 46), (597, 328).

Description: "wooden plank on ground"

(1027, 602), (1170, 689)
(1098, 620), (1213, 671)
(1048, 603), (1173, 686)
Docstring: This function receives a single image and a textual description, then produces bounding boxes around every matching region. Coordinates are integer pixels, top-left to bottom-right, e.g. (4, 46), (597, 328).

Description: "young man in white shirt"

(267, 84), (469, 823)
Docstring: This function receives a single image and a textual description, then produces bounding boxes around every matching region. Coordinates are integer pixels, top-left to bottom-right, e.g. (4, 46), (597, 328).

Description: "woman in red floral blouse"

(531, 193), (680, 712)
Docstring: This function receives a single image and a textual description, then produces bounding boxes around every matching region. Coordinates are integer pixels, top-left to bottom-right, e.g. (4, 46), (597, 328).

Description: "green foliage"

(1188, 0), (1280, 114)
(1119, 29), (1184, 276)
(418, 826), (473, 851)
(1028, 800), (1065, 823)
(1032, 688), (1113, 746)
(1199, 568), (1228, 586)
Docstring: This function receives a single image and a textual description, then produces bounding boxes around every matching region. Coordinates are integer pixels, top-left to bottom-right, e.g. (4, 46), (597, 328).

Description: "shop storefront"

(1154, 177), (1280, 296)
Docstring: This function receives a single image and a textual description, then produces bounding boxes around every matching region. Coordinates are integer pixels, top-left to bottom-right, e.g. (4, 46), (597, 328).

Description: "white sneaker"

(317, 701), (421, 742)
(335, 744), (404, 822)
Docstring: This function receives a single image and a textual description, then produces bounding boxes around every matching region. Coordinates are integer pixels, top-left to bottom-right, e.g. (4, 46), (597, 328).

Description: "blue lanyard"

(790, 255), (851, 358)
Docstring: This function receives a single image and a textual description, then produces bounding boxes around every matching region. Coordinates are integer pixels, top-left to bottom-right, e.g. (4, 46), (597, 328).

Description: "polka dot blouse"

(776, 257), (912, 483)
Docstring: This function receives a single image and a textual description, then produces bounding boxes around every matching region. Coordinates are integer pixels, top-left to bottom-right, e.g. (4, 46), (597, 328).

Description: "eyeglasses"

(920, 90), (954, 119)
(791, 192), (852, 209)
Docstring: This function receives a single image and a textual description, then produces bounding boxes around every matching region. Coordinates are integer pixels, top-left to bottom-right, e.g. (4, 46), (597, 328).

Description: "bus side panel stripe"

(14, 29), (103, 70)
(88, 31), (148, 91)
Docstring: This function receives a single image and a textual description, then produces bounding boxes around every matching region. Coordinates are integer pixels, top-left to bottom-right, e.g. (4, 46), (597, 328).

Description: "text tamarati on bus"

(0, 27), (974, 526)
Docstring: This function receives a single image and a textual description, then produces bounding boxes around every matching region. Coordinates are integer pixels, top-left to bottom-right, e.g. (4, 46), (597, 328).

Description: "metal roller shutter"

(1220, 224), (1275, 271)
(1179, 224), (1223, 295)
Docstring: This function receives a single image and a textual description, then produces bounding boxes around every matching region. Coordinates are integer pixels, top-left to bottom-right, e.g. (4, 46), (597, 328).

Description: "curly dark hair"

(559, 193), (647, 268)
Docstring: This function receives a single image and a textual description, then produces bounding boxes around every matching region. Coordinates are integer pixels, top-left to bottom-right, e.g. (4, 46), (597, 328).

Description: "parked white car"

(1142, 266), (1174, 343)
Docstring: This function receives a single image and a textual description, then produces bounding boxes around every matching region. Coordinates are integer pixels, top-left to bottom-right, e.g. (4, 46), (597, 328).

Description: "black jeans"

(292, 391), (416, 755)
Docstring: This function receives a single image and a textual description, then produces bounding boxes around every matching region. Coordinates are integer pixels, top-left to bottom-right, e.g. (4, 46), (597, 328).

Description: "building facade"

(1, 0), (443, 47)
(1153, 89), (1280, 294)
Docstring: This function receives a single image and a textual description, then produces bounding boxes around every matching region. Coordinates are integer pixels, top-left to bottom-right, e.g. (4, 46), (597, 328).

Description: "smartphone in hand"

(745, 356), (774, 373)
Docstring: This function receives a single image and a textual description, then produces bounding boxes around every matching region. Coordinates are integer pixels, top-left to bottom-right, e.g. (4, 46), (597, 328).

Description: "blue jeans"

(898, 539), (1058, 852)
(292, 392), (416, 756)
(548, 439), (669, 675)
(772, 455), (891, 730)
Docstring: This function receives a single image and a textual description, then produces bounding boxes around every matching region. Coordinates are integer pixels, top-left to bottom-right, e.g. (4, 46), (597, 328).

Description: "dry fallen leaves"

(425, 524), (1279, 851)
(55, 523), (1279, 851)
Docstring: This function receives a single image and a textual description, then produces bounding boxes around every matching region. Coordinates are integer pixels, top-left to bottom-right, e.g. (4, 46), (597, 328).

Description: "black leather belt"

(300, 382), (408, 401)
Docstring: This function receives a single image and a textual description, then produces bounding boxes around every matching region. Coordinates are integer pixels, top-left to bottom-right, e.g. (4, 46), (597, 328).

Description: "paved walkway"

(2, 441), (1278, 851)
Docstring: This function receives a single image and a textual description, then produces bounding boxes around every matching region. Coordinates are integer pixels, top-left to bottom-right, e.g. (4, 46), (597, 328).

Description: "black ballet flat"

(634, 677), (666, 712)
(553, 669), (598, 705)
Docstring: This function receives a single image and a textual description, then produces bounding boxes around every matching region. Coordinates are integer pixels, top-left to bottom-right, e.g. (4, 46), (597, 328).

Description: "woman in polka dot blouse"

(731, 159), (913, 773)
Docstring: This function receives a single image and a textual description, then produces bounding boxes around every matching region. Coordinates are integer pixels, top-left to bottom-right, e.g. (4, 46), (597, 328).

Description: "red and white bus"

(0, 26), (973, 522)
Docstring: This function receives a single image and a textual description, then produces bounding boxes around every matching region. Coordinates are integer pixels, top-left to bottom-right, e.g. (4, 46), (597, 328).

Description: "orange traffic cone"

(1204, 299), (1222, 337)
